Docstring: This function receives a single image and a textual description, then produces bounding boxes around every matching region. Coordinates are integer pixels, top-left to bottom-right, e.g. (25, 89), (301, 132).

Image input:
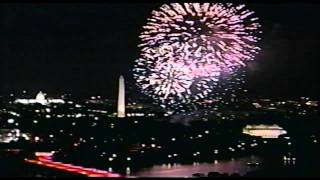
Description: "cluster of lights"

(0, 129), (31, 143)
(34, 136), (40, 142)
(8, 111), (21, 117)
(214, 149), (219, 154)
(250, 143), (258, 147)
(6, 90), (320, 177)
(283, 153), (296, 166)
(87, 109), (108, 114)
(140, 143), (162, 149)
(90, 96), (102, 100)
(125, 111), (157, 117)
(127, 113), (145, 117)
(193, 152), (201, 156)
(14, 91), (65, 105)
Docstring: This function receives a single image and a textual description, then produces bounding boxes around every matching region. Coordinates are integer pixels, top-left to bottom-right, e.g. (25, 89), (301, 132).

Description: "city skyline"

(1, 2), (320, 178)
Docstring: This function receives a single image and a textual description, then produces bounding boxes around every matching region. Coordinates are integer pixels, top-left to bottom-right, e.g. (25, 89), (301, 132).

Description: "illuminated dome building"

(242, 124), (287, 138)
(14, 91), (65, 105)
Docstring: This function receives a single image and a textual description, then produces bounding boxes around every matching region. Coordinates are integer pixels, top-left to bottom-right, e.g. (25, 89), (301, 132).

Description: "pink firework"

(133, 3), (262, 111)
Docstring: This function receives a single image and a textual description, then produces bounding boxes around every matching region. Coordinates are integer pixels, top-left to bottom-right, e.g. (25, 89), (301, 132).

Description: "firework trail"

(133, 3), (261, 113)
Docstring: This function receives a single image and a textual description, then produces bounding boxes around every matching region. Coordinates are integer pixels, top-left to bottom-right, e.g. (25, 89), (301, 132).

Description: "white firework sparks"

(133, 3), (262, 113)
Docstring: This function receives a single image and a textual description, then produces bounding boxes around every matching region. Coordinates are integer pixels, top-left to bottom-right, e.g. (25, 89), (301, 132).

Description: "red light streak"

(25, 152), (123, 178)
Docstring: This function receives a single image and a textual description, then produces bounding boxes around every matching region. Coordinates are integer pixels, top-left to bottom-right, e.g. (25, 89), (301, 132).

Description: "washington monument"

(117, 75), (125, 118)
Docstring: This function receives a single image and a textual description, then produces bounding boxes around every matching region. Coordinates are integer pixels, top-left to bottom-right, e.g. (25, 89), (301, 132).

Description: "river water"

(130, 156), (262, 177)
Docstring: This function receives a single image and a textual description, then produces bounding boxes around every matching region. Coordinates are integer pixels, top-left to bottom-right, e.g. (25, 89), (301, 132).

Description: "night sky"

(0, 3), (320, 99)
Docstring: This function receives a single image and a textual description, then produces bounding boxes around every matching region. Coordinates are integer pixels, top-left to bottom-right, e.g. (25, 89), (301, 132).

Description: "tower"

(117, 75), (125, 118)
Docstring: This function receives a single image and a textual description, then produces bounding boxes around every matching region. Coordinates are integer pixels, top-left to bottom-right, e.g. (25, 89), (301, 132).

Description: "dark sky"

(0, 3), (319, 99)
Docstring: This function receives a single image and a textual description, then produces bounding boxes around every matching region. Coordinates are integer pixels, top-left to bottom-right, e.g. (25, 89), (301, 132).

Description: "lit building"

(305, 101), (318, 107)
(242, 124), (287, 138)
(117, 75), (125, 118)
(14, 91), (65, 105)
(0, 129), (20, 143)
(0, 129), (31, 143)
(252, 102), (262, 108)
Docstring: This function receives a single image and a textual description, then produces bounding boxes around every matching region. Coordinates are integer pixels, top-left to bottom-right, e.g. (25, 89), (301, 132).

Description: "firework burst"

(133, 3), (262, 113)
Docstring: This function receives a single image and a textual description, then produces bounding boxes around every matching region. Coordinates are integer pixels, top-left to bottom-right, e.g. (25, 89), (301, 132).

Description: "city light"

(0, 3), (319, 178)
(242, 124), (287, 138)
(7, 119), (15, 124)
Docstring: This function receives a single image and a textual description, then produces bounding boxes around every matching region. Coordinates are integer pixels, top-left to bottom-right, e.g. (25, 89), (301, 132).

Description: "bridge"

(25, 152), (124, 177)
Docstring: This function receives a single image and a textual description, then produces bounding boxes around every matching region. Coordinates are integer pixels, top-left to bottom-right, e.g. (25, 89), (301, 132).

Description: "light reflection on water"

(130, 156), (262, 177)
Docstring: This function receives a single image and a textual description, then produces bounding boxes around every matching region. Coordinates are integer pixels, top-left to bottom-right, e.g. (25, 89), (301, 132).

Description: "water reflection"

(131, 156), (261, 177)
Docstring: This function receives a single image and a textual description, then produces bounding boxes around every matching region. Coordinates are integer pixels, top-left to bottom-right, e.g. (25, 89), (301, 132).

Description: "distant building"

(14, 91), (65, 105)
(242, 124), (287, 138)
(0, 129), (20, 143)
(305, 101), (318, 107)
(0, 129), (31, 143)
